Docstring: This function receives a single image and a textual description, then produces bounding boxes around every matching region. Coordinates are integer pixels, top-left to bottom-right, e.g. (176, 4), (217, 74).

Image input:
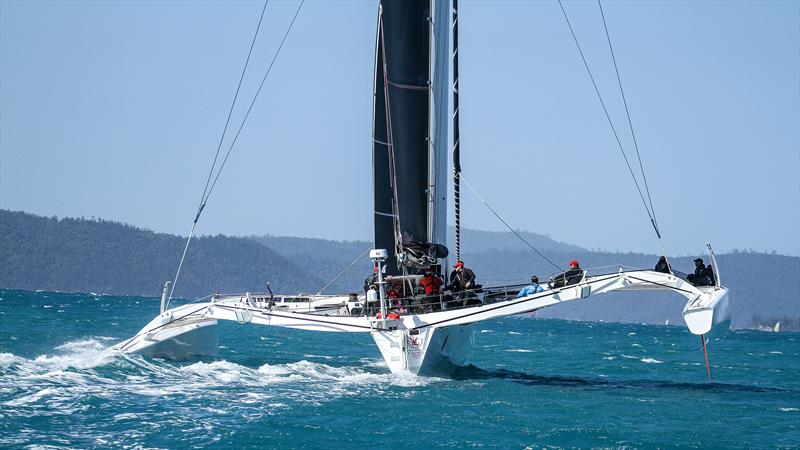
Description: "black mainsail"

(372, 0), (449, 275)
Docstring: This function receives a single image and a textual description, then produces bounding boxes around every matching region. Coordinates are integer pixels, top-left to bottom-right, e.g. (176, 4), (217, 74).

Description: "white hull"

(372, 323), (474, 376)
(116, 270), (729, 375)
(114, 308), (219, 359)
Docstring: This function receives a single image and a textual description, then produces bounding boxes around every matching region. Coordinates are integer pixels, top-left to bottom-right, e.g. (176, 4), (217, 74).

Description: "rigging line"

(314, 246), (372, 295)
(556, 0), (659, 238)
(460, 175), (561, 271)
(168, 0), (269, 304)
(597, 0), (659, 230)
(196, 0), (270, 223)
(203, 0), (306, 206)
(168, 221), (197, 302)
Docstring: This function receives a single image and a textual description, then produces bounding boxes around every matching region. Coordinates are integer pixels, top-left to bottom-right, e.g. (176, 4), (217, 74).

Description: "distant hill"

(248, 227), (584, 294)
(249, 235), (372, 294)
(2, 209), (798, 331)
(0, 210), (321, 298)
(446, 226), (585, 253)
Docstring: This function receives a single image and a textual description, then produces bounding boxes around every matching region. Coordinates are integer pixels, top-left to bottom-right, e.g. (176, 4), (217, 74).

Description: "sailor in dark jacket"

(363, 266), (379, 293)
(449, 261), (476, 292)
(654, 256), (671, 274)
(687, 258), (709, 286)
(550, 260), (584, 289)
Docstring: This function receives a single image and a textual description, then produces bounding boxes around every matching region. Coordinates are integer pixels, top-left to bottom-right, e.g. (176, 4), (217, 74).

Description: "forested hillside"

(0, 210), (321, 298)
(2, 210), (798, 330)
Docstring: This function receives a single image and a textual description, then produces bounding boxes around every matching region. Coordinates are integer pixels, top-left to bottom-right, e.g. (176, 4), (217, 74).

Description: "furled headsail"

(372, 0), (450, 275)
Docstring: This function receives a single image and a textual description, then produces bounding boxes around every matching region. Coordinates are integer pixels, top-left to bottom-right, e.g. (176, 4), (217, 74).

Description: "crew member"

(387, 283), (403, 299)
(654, 256), (671, 274)
(421, 268), (443, 296)
(449, 261), (476, 293)
(687, 258), (709, 286)
(386, 283), (406, 314)
(517, 275), (544, 297)
(550, 260), (583, 289)
(363, 266), (379, 293)
(366, 284), (378, 315)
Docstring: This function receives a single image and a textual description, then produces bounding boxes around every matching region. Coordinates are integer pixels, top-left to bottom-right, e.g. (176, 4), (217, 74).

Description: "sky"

(1, 0), (798, 258)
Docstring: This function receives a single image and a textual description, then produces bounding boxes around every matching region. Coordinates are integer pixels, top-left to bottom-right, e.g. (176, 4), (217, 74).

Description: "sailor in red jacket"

(421, 268), (443, 296)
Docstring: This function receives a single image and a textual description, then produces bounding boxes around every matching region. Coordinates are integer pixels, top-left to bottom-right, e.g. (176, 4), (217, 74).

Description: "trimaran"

(115, 0), (729, 377)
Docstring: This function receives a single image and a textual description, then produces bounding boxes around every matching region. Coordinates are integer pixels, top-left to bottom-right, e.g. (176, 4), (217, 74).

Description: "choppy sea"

(1, 289), (798, 449)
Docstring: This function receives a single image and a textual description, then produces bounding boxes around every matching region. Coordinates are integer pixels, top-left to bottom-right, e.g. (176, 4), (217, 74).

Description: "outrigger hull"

(116, 270), (729, 375)
(113, 304), (220, 359)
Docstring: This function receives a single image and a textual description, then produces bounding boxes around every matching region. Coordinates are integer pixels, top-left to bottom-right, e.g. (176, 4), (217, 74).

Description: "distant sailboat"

(114, 0), (730, 376)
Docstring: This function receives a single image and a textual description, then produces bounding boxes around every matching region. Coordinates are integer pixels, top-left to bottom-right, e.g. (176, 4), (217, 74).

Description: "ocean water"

(0, 289), (798, 449)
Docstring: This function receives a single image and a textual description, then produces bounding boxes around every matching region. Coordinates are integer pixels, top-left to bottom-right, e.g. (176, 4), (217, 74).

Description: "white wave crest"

(302, 354), (333, 360)
(1, 342), (439, 417)
(180, 360), (255, 384)
(0, 352), (25, 367)
(641, 358), (663, 364)
(284, 360), (432, 387)
(35, 339), (117, 370)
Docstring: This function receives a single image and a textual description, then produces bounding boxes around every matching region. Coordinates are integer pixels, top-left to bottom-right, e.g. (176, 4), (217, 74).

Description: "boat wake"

(0, 337), (438, 414)
(449, 364), (796, 394)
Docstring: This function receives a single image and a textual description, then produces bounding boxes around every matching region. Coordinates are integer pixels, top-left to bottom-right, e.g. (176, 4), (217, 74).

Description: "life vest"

(376, 312), (401, 320)
(421, 275), (442, 295)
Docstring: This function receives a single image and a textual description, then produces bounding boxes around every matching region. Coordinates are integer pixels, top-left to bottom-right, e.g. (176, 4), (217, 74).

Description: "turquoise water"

(1, 289), (798, 448)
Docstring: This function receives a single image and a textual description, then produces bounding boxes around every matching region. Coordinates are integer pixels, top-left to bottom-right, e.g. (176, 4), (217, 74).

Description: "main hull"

(372, 323), (474, 376)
